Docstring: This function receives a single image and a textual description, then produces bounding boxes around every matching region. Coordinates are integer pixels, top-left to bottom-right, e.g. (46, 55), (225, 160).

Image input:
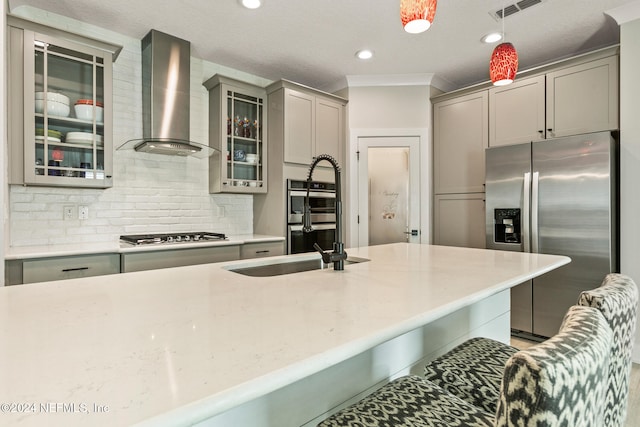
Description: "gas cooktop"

(120, 232), (227, 245)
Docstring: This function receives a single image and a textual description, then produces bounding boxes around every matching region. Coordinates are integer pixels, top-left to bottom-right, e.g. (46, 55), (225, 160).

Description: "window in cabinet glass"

(225, 89), (264, 188)
(32, 36), (106, 182)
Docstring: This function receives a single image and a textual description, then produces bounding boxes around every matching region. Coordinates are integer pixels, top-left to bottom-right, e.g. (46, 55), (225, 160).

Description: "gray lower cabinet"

(121, 245), (240, 273)
(6, 253), (121, 285)
(5, 241), (284, 285)
(433, 193), (486, 249)
(240, 241), (285, 259)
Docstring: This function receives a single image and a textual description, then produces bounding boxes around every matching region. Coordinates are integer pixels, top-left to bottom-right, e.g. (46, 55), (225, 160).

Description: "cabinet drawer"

(240, 241), (285, 259)
(22, 254), (120, 284)
(122, 245), (240, 273)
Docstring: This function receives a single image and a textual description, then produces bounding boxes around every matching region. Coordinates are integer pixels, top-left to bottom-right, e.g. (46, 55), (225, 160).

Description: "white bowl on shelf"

(35, 99), (70, 117)
(65, 132), (103, 147)
(74, 104), (104, 123)
(245, 154), (258, 164)
(35, 91), (70, 105)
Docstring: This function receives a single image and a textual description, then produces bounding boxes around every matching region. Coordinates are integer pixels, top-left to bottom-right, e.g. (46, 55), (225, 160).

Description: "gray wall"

(345, 84), (433, 247)
(4, 7), (271, 249)
(619, 14), (640, 362)
(1, 1), (6, 283)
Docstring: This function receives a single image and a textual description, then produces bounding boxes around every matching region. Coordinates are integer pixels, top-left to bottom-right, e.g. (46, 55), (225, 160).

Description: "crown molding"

(605, 0), (640, 25)
(343, 73), (455, 92)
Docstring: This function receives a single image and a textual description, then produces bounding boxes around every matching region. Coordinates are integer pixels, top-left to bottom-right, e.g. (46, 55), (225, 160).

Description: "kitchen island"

(0, 243), (569, 427)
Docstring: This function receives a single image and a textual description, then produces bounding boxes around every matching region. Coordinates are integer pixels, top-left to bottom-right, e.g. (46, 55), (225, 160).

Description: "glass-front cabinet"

(204, 74), (267, 193)
(7, 16), (121, 189)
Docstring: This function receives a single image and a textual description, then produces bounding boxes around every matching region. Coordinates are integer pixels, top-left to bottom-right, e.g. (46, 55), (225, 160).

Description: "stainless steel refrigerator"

(485, 131), (618, 338)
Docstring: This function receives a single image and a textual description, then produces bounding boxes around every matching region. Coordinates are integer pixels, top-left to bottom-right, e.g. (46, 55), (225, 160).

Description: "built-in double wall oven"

(287, 179), (336, 254)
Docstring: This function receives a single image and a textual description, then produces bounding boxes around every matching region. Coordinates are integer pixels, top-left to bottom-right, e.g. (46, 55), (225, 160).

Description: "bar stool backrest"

(495, 305), (612, 427)
(578, 273), (639, 427)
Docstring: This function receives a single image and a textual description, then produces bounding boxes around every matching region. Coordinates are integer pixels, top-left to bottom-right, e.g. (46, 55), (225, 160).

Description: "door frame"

(347, 128), (431, 247)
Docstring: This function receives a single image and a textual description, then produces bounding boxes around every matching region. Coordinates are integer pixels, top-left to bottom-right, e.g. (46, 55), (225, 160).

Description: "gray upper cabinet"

(433, 48), (619, 252)
(204, 74), (267, 193)
(7, 16), (121, 189)
(316, 97), (344, 166)
(546, 55), (618, 138)
(433, 90), (489, 194)
(489, 75), (546, 147)
(282, 88), (315, 165)
(489, 54), (618, 146)
(267, 80), (346, 167)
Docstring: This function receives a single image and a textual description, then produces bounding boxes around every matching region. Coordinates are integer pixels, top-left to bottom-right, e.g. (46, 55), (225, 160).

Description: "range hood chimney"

(118, 30), (214, 158)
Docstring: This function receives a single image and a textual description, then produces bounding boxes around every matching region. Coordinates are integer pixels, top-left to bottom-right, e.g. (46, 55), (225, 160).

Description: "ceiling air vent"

(492, 0), (544, 20)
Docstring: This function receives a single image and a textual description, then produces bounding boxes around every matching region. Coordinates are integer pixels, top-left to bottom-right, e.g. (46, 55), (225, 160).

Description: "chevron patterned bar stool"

(421, 273), (638, 424)
(317, 305), (612, 427)
(578, 273), (639, 426)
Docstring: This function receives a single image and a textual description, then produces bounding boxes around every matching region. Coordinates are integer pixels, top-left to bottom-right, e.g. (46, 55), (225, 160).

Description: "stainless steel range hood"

(118, 30), (214, 158)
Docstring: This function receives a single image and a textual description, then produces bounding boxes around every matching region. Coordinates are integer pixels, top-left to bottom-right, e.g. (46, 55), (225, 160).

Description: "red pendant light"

(400, 0), (438, 34)
(490, 42), (518, 86)
(489, 4), (518, 86)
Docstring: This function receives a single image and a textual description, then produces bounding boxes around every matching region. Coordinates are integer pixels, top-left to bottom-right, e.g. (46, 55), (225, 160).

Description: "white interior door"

(357, 136), (420, 247)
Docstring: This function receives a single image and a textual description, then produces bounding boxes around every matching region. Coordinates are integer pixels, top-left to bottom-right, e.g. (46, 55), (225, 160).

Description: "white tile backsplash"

(8, 7), (266, 248)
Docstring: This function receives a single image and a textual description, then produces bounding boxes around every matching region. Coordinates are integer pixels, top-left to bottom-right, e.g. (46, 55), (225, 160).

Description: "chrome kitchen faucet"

(303, 154), (348, 270)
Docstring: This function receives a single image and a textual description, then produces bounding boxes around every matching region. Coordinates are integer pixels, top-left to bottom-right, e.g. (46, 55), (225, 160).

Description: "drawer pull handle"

(61, 267), (90, 272)
(256, 250), (270, 254)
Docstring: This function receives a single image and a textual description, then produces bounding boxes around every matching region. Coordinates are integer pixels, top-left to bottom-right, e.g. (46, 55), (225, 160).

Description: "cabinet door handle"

(256, 250), (270, 254)
(61, 267), (90, 272)
(547, 128), (553, 132)
(538, 130), (544, 134)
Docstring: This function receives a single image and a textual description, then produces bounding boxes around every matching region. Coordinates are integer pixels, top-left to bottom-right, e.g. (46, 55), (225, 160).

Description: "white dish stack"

(66, 132), (103, 147)
(35, 91), (70, 117)
(74, 99), (104, 123)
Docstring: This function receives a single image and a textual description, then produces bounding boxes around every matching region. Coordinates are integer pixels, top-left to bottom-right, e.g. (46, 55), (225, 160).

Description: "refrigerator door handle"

(523, 172), (531, 253)
(531, 171), (540, 253)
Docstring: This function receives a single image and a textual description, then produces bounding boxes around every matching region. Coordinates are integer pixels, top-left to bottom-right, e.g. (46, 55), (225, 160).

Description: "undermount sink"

(225, 256), (369, 277)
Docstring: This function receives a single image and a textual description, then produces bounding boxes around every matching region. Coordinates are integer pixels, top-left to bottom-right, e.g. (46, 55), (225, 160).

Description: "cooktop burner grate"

(120, 232), (227, 245)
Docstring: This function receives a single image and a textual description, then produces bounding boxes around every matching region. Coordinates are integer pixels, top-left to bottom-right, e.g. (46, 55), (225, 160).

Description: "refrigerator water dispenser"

(494, 208), (521, 244)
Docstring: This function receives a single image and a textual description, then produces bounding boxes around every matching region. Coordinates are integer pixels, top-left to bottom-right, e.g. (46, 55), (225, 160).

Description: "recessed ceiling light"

(240, 0), (262, 9)
(356, 49), (373, 60)
(482, 32), (503, 43)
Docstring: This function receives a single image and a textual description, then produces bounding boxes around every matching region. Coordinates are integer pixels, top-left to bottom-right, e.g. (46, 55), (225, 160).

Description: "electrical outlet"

(78, 206), (89, 220)
(63, 205), (74, 220)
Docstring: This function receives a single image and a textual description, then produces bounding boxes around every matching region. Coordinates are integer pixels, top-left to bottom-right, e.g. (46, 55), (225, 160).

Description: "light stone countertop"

(4, 234), (285, 260)
(0, 243), (570, 426)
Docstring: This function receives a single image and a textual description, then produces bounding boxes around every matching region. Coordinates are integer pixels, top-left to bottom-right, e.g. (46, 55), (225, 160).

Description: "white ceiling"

(7, 0), (634, 92)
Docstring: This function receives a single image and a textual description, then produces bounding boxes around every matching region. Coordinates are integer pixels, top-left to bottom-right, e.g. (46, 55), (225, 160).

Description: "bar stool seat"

(319, 374), (493, 427)
(422, 273), (638, 424)
(422, 336), (517, 414)
(318, 305), (612, 427)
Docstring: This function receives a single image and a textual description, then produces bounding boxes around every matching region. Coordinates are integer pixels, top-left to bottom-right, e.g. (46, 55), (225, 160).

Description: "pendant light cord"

(502, 2), (505, 40)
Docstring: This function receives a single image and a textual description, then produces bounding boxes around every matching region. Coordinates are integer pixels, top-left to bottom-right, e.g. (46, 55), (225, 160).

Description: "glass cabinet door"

(204, 74), (267, 193)
(26, 32), (112, 187)
(225, 89), (264, 190)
